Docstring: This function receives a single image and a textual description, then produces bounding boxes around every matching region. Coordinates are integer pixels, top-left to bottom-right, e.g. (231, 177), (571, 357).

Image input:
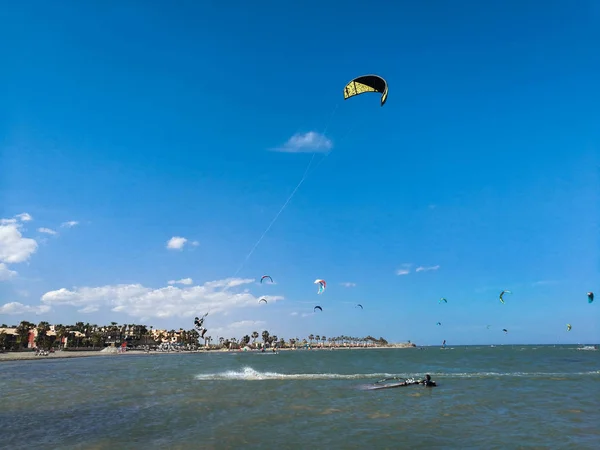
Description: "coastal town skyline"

(0, 319), (391, 352)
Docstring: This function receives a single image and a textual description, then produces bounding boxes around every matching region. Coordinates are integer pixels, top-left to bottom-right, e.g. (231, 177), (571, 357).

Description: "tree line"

(0, 320), (389, 351)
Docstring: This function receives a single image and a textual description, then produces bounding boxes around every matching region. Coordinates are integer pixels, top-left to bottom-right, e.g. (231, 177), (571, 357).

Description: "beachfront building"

(149, 328), (189, 344)
(0, 326), (89, 350)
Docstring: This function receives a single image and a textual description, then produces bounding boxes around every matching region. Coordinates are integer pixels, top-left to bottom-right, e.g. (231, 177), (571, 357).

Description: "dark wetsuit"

(421, 376), (437, 387)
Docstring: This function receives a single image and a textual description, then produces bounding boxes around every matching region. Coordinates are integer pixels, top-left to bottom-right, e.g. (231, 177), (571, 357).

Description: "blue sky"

(1, 1), (598, 345)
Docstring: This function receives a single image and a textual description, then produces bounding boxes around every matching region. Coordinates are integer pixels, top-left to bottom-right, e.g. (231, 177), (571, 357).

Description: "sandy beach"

(0, 343), (416, 362)
(0, 349), (195, 362)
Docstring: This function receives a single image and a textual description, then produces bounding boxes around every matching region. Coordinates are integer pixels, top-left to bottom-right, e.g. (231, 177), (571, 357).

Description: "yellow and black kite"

(343, 74), (388, 106)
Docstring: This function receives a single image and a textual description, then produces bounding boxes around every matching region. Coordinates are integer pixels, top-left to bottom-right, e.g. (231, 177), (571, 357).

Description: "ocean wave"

(194, 367), (600, 381)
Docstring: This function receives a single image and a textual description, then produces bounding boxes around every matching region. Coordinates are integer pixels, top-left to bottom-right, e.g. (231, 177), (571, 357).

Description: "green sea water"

(1, 345), (598, 449)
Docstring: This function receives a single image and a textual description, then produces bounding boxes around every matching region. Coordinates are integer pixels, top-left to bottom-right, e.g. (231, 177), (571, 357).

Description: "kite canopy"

(261, 275), (273, 284)
(587, 292), (594, 303)
(314, 279), (326, 294)
(314, 306), (323, 312)
(343, 74), (388, 106)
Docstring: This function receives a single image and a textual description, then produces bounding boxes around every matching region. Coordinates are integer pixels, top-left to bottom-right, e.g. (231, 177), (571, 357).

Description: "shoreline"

(0, 343), (416, 363)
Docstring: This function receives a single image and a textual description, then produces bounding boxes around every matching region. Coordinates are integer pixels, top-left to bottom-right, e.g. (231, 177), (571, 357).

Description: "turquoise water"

(1, 346), (599, 449)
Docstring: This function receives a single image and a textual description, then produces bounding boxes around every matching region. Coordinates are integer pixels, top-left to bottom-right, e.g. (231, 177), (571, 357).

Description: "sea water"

(1, 346), (598, 449)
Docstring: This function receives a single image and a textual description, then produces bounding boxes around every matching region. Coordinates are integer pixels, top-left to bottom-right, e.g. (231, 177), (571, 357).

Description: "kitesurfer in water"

(419, 374), (436, 387)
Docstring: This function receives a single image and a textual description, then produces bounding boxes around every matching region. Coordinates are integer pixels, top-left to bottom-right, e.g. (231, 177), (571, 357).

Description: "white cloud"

(0, 302), (50, 315)
(38, 227), (58, 236)
(78, 305), (99, 314)
(166, 236), (189, 250)
(15, 213), (33, 222)
(396, 263), (412, 276)
(61, 221), (79, 228)
(290, 312), (299, 316)
(415, 265), (440, 272)
(211, 320), (267, 338)
(40, 277), (284, 320)
(191, 241), (199, 247)
(0, 218), (38, 264)
(229, 320), (266, 329)
(0, 263), (18, 280)
(272, 131), (333, 153)
(168, 278), (193, 286)
(340, 282), (356, 288)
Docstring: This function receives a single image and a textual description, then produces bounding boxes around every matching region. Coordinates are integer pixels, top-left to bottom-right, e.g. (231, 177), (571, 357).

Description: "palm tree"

(16, 321), (34, 349)
(241, 335), (251, 347)
(0, 331), (9, 351)
(251, 331), (259, 347)
(269, 335), (277, 348)
(321, 335), (326, 347)
(261, 330), (270, 347)
(35, 321), (52, 349)
(91, 332), (104, 348)
(54, 324), (67, 349)
(308, 334), (314, 345)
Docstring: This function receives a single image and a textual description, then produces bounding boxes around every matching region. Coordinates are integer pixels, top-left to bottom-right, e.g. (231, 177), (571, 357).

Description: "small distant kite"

(499, 290), (511, 304)
(260, 275), (273, 284)
(436, 322), (442, 326)
(343, 74), (388, 106)
(587, 292), (594, 304)
(356, 304), (363, 309)
(439, 298), (447, 304)
(486, 325), (491, 330)
(314, 306), (323, 312)
(258, 297), (267, 304)
(314, 279), (326, 294)
(566, 324), (572, 332)
(502, 328), (508, 334)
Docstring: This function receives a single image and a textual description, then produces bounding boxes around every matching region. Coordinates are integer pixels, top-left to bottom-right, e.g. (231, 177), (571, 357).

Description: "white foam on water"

(194, 367), (600, 381)
(195, 367), (394, 381)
